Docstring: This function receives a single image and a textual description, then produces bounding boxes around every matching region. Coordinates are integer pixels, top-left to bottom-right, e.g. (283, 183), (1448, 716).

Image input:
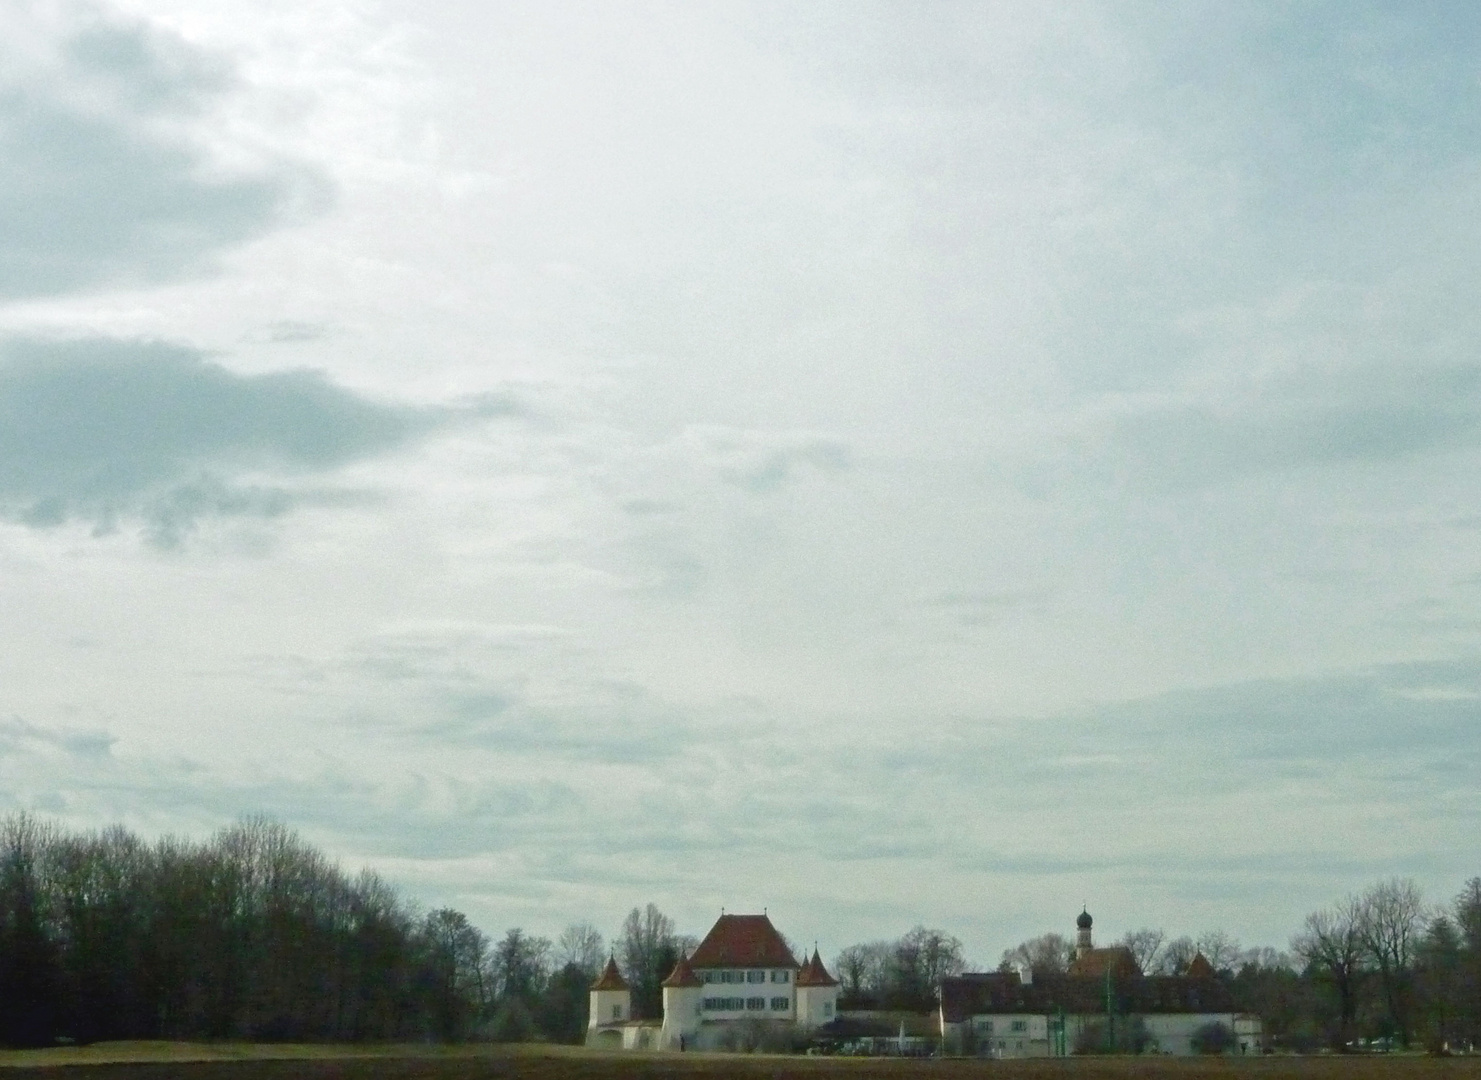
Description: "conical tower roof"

(795, 947), (839, 987)
(1186, 952), (1215, 979)
(661, 951), (704, 988)
(591, 955), (629, 991)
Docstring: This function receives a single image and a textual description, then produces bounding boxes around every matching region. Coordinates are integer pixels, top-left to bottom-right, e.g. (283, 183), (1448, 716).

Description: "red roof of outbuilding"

(661, 952), (704, 988)
(689, 914), (798, 969)
(591, 956), (628, 990)
(796, 948), (839, 987)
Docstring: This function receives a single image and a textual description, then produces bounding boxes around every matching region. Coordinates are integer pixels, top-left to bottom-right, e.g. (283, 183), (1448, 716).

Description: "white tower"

(588, 956), (631, 1036)
(795, 948), (840, 1028)
(659, 952), (704, 1050)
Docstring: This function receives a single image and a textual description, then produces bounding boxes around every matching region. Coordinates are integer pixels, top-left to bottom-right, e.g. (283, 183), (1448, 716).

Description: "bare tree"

(1357, 877), (1426, 1048)
(1158, 936), (1198, 975)
(894, 926), (965, 1007)
(556, 922), (605, 977)
(1118, 928), (1166, 975)
(1196, 930), (1243, 973)
(834, 942), (892, 1000)
(617, 903), (678, 1020)
(1000, 932), (1076, 976)
(1292, 896), (1365, 1048)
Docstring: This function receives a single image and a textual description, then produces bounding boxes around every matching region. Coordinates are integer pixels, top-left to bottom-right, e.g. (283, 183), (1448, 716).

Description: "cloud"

(0, 337), (514, 543)
(0, 1), (326, 300)
(1091, 360), (1481, 486)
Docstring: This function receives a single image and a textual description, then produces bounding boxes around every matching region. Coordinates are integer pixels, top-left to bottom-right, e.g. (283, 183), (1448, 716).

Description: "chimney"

(1018, 963), (1033, 986)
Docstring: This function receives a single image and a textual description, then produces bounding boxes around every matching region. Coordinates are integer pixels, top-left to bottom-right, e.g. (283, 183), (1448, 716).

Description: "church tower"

(1076, 908), (1093, 959)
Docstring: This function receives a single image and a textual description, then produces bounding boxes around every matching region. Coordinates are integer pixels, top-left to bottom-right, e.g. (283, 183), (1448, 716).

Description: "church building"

(587, 912), (840, 1051)
(939, 909), (1262, 1057)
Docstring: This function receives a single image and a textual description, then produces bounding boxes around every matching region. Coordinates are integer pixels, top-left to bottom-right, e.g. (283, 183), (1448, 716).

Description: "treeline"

(0, 813), (502, 1047)
(994, 876), (1481, 1053)
(833, 926), (966, 1011)
(0, 813), (711, 1049)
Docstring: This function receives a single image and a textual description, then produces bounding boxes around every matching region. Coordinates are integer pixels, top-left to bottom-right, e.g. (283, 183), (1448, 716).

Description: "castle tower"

(794, 948), (840, 1028)
(588, 956), (631, 1037)
(659, 952), (704, 1050)
(1076, 909), (1094, 959)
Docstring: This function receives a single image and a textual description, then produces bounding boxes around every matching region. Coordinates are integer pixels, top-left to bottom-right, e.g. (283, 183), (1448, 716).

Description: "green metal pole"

(1105, 967), (1113, 1052)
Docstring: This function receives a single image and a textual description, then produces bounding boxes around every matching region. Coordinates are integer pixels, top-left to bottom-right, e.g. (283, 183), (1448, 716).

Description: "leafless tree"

(1158, 935), (1198, 975)
(556, 922), (605, 977)
(617, 903), (679, 1019)
(1357, 877), (1426, 1047)
(894, 925), (965, 1006)
(1292, 895), (1365, 1048)
(1000, 932), (1076, 975)
(834, 942), (891, 999)
(1196, 929), (1243, 973)
(1118, 928), (1166, 974)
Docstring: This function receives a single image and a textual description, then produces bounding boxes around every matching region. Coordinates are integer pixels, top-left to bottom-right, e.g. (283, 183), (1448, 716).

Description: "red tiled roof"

(796, 948), (839, 988)
(661, 952), (704, 988)
(689, 914), (798, 969)
(591, 956), (628, 991)
(1067, 946), (1142, 979)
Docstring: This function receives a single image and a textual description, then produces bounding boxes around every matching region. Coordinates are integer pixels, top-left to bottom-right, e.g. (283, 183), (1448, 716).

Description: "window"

(977, 1019), (994, 1034)
(611, 1005), (621, 1020)
(771, 997), (789, 1011)
(746, 997), (766, 1010)
(1011, 1020), (1027, 1033)
(823, 1002), (833, 1016)
(704, 996), (747, 1011)
(771, 970), (790, 983)
(701, 972), (715, 984)
(747, 970), (765, 983)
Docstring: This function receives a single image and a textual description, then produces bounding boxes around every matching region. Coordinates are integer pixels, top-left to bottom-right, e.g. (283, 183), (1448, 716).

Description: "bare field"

(1, 1045), (1479, 1080)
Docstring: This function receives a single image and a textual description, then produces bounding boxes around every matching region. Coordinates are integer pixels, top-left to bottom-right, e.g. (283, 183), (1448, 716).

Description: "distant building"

(587, 912), (840, 1051)
(939, 909), (1262, 1057)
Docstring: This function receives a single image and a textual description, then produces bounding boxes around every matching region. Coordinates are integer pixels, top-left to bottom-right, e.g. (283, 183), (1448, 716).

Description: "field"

(0, 1044), (1479, 1080)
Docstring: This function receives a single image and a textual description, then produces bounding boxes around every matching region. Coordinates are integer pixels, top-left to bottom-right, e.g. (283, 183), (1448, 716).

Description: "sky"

(1, 0), (1479, 968)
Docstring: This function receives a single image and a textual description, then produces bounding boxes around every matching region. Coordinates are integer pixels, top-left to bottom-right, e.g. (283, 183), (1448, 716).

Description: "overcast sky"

(2, 0), (1479, 967)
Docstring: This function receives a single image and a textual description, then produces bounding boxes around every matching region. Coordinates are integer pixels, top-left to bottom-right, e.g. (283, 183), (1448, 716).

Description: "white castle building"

(587, 913), (840, 1051)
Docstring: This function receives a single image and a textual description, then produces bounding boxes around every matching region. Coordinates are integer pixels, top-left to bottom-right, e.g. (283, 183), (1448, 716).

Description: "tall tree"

(618, 904), (678, 1020)
(1195, 930), (1243, 973)
(1292, 896), (1365, 1049)
(1416, 915), (1463, 1051)
(1118, 928), (1166, 974)
(1357, 877), (1426, 1048)
(1158, 936), (1198, 975)
(1000, 932), (1075, 975)
(1454, 878), (1481, 1050)
(556, 922), (605, 977)
(0, 814), (62, 1047)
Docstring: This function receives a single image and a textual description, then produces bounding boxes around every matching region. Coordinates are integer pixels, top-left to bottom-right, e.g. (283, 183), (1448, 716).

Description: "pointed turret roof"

(661, 952), (704, 988)
(591, 956), (628, 991)
(1186, 951), (1215, 979)
(796, 947), (839, 987)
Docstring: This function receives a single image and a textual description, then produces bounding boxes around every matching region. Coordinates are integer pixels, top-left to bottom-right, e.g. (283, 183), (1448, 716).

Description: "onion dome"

(1076, 908), (1093, 930)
